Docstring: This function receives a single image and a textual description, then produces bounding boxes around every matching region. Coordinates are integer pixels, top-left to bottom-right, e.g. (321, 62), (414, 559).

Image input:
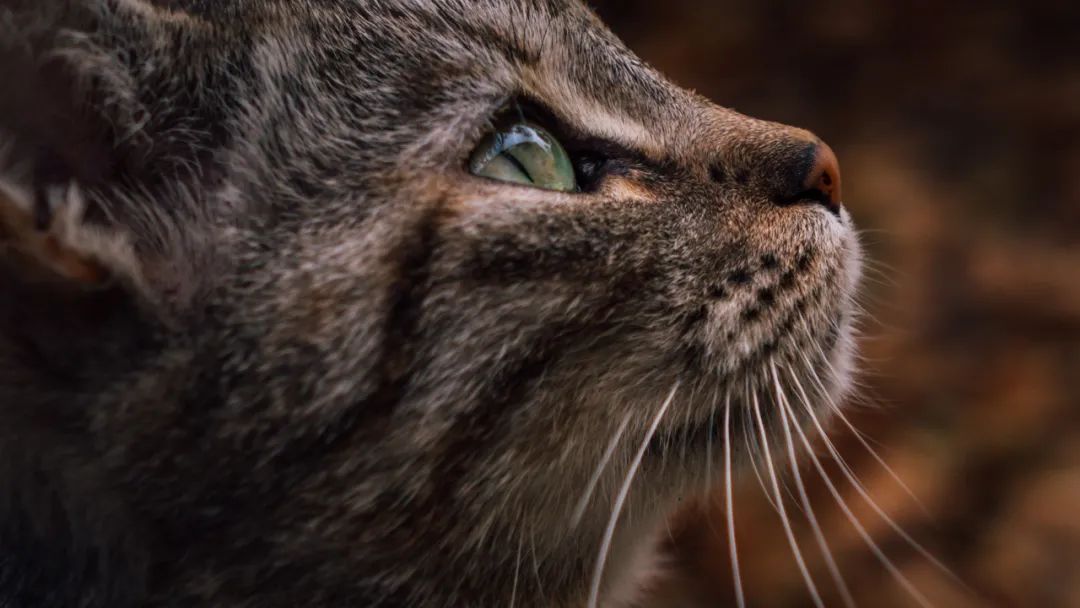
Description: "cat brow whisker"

(772, 363), (856, 608)
(570, 411), (633, 528)
(586, 381), (679, 608)
(786, 365), (965, 591)
(723, 392), (747, 608)
(784, 370), (935, 608)
(751, 377), (825, 608)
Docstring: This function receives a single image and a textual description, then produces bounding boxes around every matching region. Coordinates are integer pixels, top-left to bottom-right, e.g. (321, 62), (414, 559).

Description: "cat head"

(0, 0), (861, 605)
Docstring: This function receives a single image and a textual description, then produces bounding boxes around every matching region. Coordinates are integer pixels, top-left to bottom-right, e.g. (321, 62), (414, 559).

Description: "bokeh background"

(595, 1), (1080, 606)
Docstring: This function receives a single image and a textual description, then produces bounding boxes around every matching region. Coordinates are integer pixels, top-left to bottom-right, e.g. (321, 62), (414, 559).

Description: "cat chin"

(647, 303), (858, 472)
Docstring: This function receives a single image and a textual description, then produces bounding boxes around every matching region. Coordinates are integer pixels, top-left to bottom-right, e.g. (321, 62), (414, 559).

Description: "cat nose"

(774, 141), (842, 215)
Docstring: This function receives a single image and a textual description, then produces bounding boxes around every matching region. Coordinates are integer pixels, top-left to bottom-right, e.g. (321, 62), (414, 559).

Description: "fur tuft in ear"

(0, 175), (140, 288)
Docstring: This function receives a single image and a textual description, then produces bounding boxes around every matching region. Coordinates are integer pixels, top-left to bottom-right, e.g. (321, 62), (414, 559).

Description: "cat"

(0, 0), (861, 606)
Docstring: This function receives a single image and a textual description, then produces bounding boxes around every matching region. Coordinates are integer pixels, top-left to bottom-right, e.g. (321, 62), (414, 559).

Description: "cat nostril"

(776, 142), (843, 215)
(804, 142), (842, 213)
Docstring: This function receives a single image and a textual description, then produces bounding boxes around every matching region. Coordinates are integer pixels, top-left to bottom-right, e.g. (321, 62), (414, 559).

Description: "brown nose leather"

(765, 139), (843, 215)
(804, 142), (842, 214)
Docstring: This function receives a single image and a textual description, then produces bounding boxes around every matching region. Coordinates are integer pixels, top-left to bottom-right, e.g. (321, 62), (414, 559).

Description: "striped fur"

(0, 1), (861, 606)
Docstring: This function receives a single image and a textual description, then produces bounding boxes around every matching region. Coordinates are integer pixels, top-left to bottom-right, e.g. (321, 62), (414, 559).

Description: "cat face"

(0, 1), (860, 606)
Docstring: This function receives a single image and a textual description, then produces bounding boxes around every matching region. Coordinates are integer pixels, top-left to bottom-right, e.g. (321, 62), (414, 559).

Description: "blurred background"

(595, 1), (1080, 606)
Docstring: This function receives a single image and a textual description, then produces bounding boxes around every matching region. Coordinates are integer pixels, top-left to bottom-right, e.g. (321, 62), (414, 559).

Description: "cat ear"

(0, 2), (136, 285)
(0, 1), (198, 306)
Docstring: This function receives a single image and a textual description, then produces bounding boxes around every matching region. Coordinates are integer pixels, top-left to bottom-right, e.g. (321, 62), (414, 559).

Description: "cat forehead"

(98, 0), (697, 173)
(237, 0), (687, 155)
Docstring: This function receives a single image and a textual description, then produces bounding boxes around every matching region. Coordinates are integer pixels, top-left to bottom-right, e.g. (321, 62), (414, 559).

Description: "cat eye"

(468, 121), (577, 192)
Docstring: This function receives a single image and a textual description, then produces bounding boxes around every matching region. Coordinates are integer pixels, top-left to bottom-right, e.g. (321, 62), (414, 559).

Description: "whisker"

(858, 263), (900, 286)
(772, 363), (856, 608)
(723, 392), (746, 608)
(571, 411), (634, 527)
(858, 256), (902, 277)
(705, 386), (718, 497)
(790, 365), (875, 501)
(799, 347), (929, 515)
(784, 373), (935, 608)
(751, 379), (825, 608)
(786, 364), (965, 591)
(703, 386), (727, 541)
(744, 380), (781, 514)
(680, 383), (702, 466)
(586, 382), (680, 608)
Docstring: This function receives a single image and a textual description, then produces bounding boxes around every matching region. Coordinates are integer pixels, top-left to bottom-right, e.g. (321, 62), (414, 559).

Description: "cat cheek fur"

(0, 1), (861, 607)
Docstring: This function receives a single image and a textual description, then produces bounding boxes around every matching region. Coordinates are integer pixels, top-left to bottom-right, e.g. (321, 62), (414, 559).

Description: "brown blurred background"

(595, 1), (1080, 606)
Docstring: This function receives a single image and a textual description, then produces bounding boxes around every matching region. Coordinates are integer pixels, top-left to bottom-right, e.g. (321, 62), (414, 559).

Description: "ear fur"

(0, 0), (222, 314)
(0, 0), (145, 289)
(0, 6), (197, 601)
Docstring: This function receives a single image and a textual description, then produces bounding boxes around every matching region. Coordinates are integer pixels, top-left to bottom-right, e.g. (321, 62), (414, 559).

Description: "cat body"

(0, 1), (860, 606)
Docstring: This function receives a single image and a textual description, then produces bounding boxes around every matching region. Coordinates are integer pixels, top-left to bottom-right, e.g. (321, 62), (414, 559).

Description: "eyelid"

(471, 97), (657, 194)
(511, 100), (659, 175)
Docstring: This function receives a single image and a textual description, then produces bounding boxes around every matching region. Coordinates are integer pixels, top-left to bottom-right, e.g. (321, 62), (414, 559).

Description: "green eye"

(468, 121), (577, 192)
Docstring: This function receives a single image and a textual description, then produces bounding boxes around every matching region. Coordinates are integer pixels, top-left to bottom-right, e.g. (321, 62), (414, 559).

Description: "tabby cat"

(0, 1), (860, 606)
